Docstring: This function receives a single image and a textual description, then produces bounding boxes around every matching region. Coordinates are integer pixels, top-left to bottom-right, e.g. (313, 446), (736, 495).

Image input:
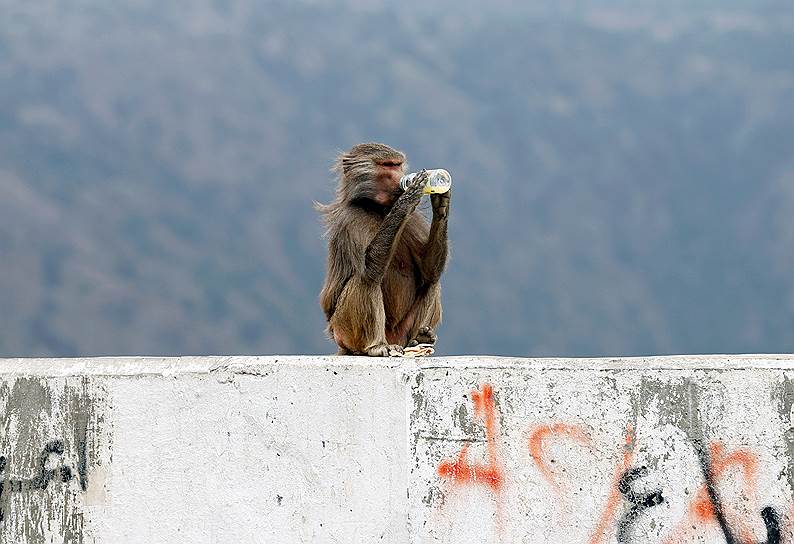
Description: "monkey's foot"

(407, 326), (437, 348)
(366, 344), (404, 357)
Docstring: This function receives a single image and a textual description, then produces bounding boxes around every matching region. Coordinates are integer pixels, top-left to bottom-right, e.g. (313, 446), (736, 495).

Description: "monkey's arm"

(417, 189), (450, 285)
(320, 176), (423, 320)
(363, 173), (426, 284)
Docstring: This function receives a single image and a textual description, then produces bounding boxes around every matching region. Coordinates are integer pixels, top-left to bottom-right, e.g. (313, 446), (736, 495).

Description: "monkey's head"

(334, 142), (407, 210)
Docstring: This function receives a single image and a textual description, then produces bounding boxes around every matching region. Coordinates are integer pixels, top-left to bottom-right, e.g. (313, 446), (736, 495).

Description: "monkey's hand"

(431, 188), (450, 219)
(397, 169), (428, 210)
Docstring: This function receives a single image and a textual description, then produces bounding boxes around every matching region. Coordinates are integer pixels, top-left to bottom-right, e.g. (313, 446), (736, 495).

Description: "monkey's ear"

(341, 157), (352, 175)
(332, 152), (351, 177)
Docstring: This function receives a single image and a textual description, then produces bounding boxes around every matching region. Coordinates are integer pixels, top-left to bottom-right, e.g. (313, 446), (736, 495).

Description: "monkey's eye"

(381, 161), (403, 168)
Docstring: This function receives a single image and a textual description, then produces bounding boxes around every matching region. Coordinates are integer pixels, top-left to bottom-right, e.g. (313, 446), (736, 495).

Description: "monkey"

(316, 143), (451, 356)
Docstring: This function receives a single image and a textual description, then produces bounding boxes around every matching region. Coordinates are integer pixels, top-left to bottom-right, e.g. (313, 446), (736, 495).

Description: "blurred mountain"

(1, 0), (793, 357)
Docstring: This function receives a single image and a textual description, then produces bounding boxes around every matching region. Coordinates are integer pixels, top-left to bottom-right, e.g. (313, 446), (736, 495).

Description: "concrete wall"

(0, 356), (792, 543)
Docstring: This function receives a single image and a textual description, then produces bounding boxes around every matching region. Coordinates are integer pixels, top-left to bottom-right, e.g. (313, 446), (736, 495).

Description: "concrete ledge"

(0, 355), (792, 543)
(4, 353), (794, 375)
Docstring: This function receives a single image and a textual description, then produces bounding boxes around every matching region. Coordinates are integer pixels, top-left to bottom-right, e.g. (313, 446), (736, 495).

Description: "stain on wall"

(0, 377), (111, 543)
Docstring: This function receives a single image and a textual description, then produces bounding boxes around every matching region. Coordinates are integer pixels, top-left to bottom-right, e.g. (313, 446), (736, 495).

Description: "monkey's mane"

(315, 143), (407, 231)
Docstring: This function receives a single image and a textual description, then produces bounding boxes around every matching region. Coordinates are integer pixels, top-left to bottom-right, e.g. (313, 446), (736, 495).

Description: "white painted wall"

(0, 355), (792, 543)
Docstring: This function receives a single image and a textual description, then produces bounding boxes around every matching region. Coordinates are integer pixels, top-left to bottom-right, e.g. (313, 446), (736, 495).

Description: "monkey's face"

(371, 155), (405, 206)
(339, 143), (407, 210)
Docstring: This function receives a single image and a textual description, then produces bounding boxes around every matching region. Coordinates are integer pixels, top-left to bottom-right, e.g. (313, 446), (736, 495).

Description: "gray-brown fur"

(316, 143), (451, 356)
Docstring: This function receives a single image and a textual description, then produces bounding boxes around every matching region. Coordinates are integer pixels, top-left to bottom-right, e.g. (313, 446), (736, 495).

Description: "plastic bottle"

(399, 169), (452, 195)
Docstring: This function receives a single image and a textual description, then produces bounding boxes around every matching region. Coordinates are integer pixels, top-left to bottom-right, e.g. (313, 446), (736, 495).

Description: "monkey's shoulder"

(330, 207), (429, 245)
(327, 207), (380, 246)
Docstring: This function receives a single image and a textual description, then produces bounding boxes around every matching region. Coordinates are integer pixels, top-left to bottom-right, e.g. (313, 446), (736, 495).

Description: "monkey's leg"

(330, 276), (404, 357)
(333, 171), (426, 356)
(406, 283), (442, 347)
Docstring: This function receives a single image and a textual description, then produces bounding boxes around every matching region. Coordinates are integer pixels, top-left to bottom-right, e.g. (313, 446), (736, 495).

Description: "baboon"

(316, 143), (451, 356)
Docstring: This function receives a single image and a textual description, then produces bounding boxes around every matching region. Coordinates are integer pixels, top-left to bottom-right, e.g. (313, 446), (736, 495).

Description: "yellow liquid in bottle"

(399, 169), (452, 194)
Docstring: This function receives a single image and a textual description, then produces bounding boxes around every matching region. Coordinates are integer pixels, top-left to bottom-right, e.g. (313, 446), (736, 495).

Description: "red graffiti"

(527, 421), (636, 542)
(434, 384), (792, 544)
(692, 442), (759, 522)
(529, 423), (591, 493)
(437, 384), (503, 492)
(588, 424), (636, 544)
(664, 442), (761, 544)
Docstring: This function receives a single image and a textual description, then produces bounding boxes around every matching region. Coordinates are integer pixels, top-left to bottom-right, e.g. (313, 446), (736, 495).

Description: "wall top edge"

(0, 354), (791, 377)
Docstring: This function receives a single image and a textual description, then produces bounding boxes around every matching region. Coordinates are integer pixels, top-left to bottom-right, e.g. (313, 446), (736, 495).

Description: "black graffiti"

(692, 440), (783, 544)
(616, 466), (664, 543)
(0, 440), (80, 522)
(611, 441), (783, 544)
(760, 506), (781, 544)
(691, 438), (739, 544)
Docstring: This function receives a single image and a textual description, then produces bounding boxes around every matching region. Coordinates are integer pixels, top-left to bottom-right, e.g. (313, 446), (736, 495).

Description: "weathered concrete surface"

(0, 355), (792, 543)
